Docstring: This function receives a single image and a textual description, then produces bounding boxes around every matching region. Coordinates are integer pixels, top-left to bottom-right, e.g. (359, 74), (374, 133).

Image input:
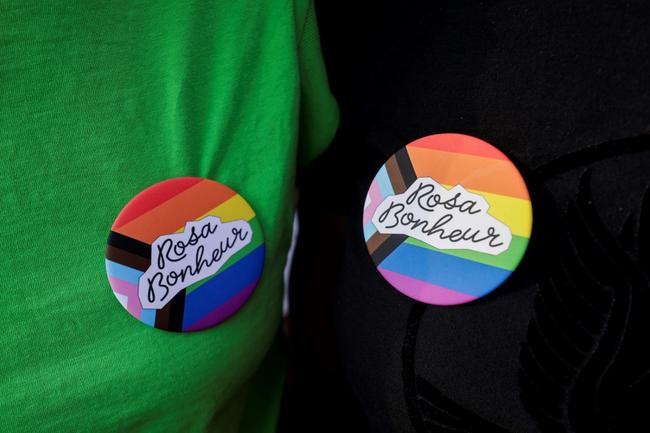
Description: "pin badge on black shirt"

(363, 133), (532, 305)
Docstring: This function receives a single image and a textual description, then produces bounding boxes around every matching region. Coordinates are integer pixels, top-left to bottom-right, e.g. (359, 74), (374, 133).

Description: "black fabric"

(287, 2), (650, 432)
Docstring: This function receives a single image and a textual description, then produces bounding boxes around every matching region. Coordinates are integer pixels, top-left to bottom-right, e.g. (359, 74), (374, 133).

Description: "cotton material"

(0, 1), (338, 432)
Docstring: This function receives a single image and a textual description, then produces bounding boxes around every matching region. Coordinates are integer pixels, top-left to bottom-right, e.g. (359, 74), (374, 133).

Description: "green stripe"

(184, 217), (264, 295)
(404, 234), (529, 271)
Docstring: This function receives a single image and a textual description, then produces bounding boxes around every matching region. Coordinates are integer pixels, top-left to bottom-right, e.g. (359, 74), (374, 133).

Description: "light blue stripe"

(105, 260), (143, 285)
(141, 309), (156, 326)
(379, 242), (512, 297)
(364, 221), (377, 241)
(376, 165), (394, 198)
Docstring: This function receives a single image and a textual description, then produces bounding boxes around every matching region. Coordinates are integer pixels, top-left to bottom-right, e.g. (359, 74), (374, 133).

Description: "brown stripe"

(105, 245), (151, 272)
(153, 290), (186, 332)
(371, 234), (407, 266)
(385, 155), (407, 194)
(367, 231), (391, 255)
(155, 301), (171, 329)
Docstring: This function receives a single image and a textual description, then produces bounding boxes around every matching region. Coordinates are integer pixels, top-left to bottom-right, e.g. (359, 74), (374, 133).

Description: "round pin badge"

(106, 177), (265, 332)
(363, 133), (532, 305)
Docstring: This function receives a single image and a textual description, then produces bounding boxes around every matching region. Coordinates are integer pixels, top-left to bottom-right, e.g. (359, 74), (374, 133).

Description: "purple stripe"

(183, 280), (258, 331)
(378, 268), (478, 305)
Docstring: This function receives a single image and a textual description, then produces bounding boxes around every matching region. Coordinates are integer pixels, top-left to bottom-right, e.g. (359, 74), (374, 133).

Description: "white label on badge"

(371, 177), (512, 255)
(139, 216), (252, 309)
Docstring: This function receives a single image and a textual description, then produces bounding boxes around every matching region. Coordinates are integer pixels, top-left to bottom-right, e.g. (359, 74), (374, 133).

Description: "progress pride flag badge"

(363, 133), (532, 305)
(106, 177), (265, 332)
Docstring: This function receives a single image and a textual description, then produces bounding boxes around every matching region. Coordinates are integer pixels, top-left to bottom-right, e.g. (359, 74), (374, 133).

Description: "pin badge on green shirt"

(106, 177), (265, 332)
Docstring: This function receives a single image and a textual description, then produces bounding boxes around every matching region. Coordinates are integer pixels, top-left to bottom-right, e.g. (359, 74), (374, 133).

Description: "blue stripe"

(105, 260), (143, 284)
(379, 242), (511, 297)
(182, 245), (265, 329)
(376, 166), (394, 198)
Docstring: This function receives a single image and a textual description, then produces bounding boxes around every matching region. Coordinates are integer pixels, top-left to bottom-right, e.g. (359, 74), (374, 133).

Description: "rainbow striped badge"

(363, 133), (532, 305)
(106, 177), (265, 332)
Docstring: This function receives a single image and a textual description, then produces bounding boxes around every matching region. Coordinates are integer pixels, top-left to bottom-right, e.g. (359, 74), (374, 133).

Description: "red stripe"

(408, 133), (509, 160)
(113, 177), (203, 230)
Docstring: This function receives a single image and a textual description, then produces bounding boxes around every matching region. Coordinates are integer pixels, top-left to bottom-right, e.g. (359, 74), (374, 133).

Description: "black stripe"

(105, 245), (151, 272)
(371, 234), (407, 265)
(167, 289), (186, 332)
(107, 231), (151, 259)
(395, 147), (417, 187)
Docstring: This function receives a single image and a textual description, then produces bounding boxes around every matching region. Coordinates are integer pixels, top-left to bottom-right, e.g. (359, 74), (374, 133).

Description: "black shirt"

(288, 2), (650, 432)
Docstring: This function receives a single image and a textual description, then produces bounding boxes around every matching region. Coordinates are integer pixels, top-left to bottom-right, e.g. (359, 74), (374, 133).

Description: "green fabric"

(0, 1), (338, 432)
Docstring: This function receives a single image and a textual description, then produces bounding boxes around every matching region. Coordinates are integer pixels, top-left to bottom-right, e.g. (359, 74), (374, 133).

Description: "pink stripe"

(184, 280), (258, 331)
(378, 268), (478, 305)
(363, 180), (383, 224)
(109, 276), (143, 319)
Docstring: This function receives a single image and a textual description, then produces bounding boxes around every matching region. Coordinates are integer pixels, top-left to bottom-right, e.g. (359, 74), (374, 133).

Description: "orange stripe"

(114, 180), (236, 243)
(407, 147), (530, 199)
(408, 133), (509, 160)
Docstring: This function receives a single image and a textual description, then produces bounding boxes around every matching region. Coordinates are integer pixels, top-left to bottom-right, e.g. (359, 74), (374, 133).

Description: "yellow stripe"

(174, 195), (256, 233)
(441, 183), (532, 238)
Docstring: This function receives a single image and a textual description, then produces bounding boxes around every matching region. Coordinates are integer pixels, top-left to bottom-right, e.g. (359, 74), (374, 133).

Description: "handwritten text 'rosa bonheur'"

(139, 216), (252, 309)
(371, 177), (512, 255)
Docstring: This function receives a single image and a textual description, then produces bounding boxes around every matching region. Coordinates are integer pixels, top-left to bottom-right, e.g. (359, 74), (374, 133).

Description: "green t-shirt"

(0, 1), (338, 432)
